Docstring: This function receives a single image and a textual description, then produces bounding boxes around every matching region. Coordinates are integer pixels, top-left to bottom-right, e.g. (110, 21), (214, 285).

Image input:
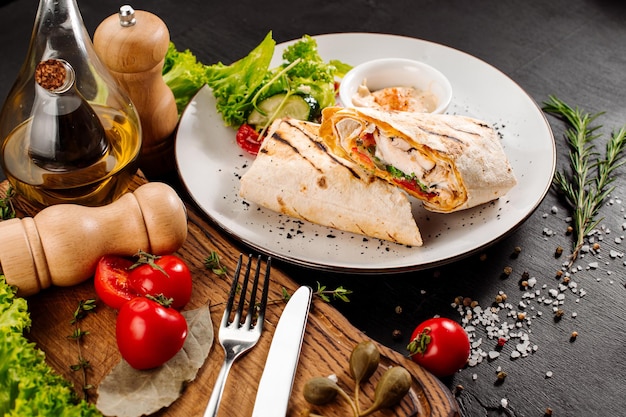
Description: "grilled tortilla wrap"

(239, 118), (423, 246)
(319, 107), (517, 213)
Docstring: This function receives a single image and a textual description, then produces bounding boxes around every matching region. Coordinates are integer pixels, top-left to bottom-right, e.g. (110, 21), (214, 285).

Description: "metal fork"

(203, 253), (271, 417)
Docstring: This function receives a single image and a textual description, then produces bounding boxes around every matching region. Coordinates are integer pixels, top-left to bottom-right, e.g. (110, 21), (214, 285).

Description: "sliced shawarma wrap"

(319, 107), (517, 213)
(239, 118), (423, 246)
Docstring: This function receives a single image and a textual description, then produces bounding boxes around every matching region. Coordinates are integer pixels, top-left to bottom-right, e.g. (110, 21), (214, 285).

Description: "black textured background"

(1, 1), (626, 416)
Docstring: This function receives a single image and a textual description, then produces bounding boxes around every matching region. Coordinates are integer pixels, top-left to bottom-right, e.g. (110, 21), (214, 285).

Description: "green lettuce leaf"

(205, 32), (351, 128)
(162, 43), (212, 114)
(0, 276), (101, 417)
(205, 31), (276, 127)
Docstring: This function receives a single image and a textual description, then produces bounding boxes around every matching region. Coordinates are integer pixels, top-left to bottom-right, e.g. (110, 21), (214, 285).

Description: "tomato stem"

(131, 249), (169, 277)
(145, 293), (175, 308)
(406, 326), (432, 357)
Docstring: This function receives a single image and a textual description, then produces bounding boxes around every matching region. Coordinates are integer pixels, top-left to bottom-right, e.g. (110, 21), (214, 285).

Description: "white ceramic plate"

(175, 33), (555, 273)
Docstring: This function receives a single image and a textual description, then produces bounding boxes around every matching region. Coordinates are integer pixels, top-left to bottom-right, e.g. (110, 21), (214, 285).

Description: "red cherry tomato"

(236, 123), (263, 155)
(407, 317), (470, 377)
(94, 255), (138, 309)
(116, 297), (188, 370)
(128, 253), (193, 310)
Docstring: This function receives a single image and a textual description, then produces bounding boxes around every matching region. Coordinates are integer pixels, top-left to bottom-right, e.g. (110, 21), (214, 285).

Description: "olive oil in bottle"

(2, 106), (140, 207)
(1, 59), (141, 207)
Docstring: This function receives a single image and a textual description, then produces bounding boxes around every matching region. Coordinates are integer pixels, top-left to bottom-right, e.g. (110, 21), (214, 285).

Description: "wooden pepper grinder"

(0, 182), (188, 296)
(93, 5), (179, 178)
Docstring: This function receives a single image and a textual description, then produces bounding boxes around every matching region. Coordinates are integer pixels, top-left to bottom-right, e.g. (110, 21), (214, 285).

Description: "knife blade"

(251, 285), (313, 417)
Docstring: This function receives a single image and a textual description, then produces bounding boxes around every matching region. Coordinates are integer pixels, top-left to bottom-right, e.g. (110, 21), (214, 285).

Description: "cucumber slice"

(247, 94), (311, 126)
(303, 95), (321, 120)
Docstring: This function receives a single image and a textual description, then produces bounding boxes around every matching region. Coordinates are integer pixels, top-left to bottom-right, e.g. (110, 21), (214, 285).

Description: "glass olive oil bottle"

(0, 0), (141, 207)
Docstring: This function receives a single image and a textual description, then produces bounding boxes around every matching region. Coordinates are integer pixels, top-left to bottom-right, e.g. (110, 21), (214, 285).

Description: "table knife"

(251, 285), (313, 417)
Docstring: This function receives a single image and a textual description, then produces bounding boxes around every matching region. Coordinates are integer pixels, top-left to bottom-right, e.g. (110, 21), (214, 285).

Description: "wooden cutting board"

(0, 176), (459, 417)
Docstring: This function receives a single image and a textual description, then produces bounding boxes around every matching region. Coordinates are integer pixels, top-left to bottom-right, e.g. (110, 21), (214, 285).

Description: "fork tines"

(223, 254), (271, 330)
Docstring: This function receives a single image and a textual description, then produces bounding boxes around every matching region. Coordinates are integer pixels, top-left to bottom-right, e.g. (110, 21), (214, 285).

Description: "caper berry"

(361, 366), (412, 415)
(303, 376), (340, 406)
(349, 341), (380, 384)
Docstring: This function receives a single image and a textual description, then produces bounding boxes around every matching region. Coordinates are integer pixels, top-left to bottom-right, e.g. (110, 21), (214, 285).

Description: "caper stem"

(336, 385), (359, 417)
(354, 385), (362, 416)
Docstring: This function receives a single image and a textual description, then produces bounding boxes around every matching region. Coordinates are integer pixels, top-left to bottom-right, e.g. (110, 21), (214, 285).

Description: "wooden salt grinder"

(0, 182), (188, 296)
(93, 5), (179, 178)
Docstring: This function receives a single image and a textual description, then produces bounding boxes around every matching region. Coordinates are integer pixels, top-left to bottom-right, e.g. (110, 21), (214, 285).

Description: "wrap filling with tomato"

(319, 107), (517, 213)
(239, 118), (423, 246)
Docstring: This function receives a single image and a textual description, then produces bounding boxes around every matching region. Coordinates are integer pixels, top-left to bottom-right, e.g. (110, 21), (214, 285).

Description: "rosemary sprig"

(543, 95), (626, 266)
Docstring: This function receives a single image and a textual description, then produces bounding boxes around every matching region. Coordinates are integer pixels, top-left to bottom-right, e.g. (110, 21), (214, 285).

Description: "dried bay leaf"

(96, 305), (214, 417)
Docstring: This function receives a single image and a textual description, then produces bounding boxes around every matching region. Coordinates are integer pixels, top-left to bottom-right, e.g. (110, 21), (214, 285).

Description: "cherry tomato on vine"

(407, 317), (470, 377)
(116, 297), (188, 370)
(236, 123), (263, 155)
(94, 255), (138, 309)
(128, 252), (192, 310)
(94, 252), (193, 310)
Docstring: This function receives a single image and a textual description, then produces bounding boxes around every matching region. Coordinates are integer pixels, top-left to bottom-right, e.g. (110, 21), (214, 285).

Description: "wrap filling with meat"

(319, 107), (517, 213)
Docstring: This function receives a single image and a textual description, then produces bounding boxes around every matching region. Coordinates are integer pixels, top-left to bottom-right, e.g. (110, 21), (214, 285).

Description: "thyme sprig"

(204, 251), (228, 276)
(282, 282), (352, 303)
(68, 299), (97, 399)
(205, 251), (352, 307)
(543, 96), (626, 266)
(0, 185), (15, 220)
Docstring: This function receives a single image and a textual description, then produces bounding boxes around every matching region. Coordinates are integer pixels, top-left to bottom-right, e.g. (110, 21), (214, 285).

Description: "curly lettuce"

(280, 34), (350, 111)
(0, 276), (101, 417)
(162, 42), (212, 114)
(161, 32), (351, 127)
(205, 31), (350, 128)
(204, 32), (276, 127)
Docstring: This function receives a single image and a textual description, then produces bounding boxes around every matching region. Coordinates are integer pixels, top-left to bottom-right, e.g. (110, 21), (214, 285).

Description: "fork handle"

(203, 355), (236, 417)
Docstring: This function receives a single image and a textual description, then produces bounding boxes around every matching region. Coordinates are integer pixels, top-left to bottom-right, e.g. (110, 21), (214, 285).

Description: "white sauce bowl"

(339, 58), (453, 114)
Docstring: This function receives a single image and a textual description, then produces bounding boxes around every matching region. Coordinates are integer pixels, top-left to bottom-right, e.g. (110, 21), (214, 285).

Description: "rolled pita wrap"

(239, 118), (423, 246)
(319, 107), (517, 213)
